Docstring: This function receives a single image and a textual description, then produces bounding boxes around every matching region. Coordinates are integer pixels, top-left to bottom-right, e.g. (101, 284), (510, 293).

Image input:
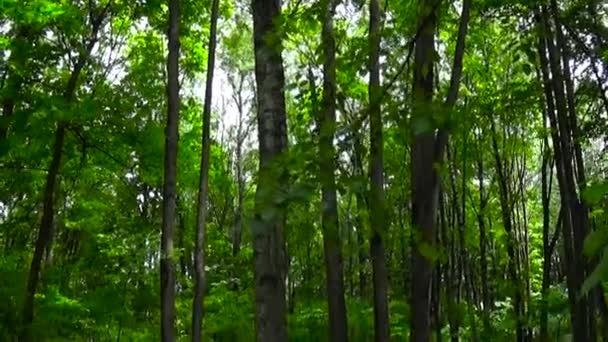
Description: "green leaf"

(418, 242), (439, 263)
(583, 227), (608, 257)
(582, 181), (608, 204)
(412, 116), (434, 135)
(582, 247), (608, 295)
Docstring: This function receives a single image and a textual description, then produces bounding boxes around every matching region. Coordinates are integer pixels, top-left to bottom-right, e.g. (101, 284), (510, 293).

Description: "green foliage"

(581, 181), (608, 294)
(203, 284), (255, 340)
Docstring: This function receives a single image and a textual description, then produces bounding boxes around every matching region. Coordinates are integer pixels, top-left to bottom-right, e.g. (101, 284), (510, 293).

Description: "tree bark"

(252, 0), (289, 338)
(21, 125), (66, 341)
(410, 0), (471, 342)
(410, 1), (470, 340)
(437, 190), (447, 342)
(161, 0), (180, 340)
(232, 75), (247, 257)
(447, 146), (462, 342)
(536, 7), (590, 340)
(368, 0), (390, 339)
(549, 0), (586, 189)
(176, 198), (189, 281)
(410, 1), (437, 340)
(320, 0), (349, 340)
(476, 136), (490, 335)
(192, 0), (220, 339)
(228, 72), (251, 258)
(549, 3), (598, 336)
(352, 129), (368, 299)
(539, 110), (552, 342)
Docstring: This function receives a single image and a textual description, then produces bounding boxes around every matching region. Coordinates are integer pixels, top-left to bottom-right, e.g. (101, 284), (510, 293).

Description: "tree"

(161, 0), (180, 340)
(192, 0), (220, 338)
(410, 0), (470, 340)
(489, 118), (525, 341)
(251, 0), (289, 338)
(535, 4), (591, 339)
(319, 0), (348, 339)
(368, 0), (390, 339)
(20, 3), (111, 339)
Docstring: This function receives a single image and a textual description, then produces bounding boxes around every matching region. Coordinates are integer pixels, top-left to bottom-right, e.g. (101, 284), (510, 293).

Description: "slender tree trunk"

(447, 146), (461, 342)
(20, 5), (108, 338)
(564, 18), (608, 340)
(347, 196), (355, 297)
(517, 154), (531, 339)
(192, 0), (220, 339)
(400, 205), (408, 294)
(476, 138), (490, 335)
(161, 0), (180, 340)
(536, 7), (589, 340)
(357, 202), (367, 299)
(410, 2), (438, 340)
(176, 198), (189, 281)
(252, 0), (289, 338)
(550, 0), (586, 189)
(550, 2), (597, 337)
(233, 101), (245, 256)
(353, 140), (368, 299)
(320, 0), (348, 339)
(490, 120), (523, 342)
(21, 124), (66, 340)
(537, 89), (561, 342)
(368, 0), (390, 339)
(540, 117), (552, 342)
(410, 0), (470, 339)
(433, 210), (442, 342)
(488, 219), (498, 306)
(437, 190), (447, 342)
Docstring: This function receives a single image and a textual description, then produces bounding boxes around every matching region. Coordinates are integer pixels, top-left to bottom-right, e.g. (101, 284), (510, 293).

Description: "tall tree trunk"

(549, 2), (598, 336)
(447, 146), (461, 342)
(20, 5), (108, 338)
(410, 0), (470, 339)
(536, 7), (590, 340)
(368, 0), (390, 339)
(517, 154), (531, 339)
(410, 2), (438, 340)
(21, 125), (66, 341)
(489, 120), (524, 342)
(161, 0), (180, 340)
(252, 0), (289, 338)
(433, 209), (442, 342)
(539, 111), (552, 342)
(357, 201), (367, 299)
(352, 133), (368, 299)
(476, 136), (490, 335)
(399, 204), (408, 295)
(192, 0), (220, 339)
(320, 0), (348, 340)
(549, 0), (586, 189)
(437, 189), (447, 342)
(233, 77), (246, 256)
(233, 155), (244, 256)
(176, 198), (189, 281)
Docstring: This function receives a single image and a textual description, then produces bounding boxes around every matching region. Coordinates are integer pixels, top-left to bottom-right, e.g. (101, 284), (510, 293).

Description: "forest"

(1, 0), (607, 341)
